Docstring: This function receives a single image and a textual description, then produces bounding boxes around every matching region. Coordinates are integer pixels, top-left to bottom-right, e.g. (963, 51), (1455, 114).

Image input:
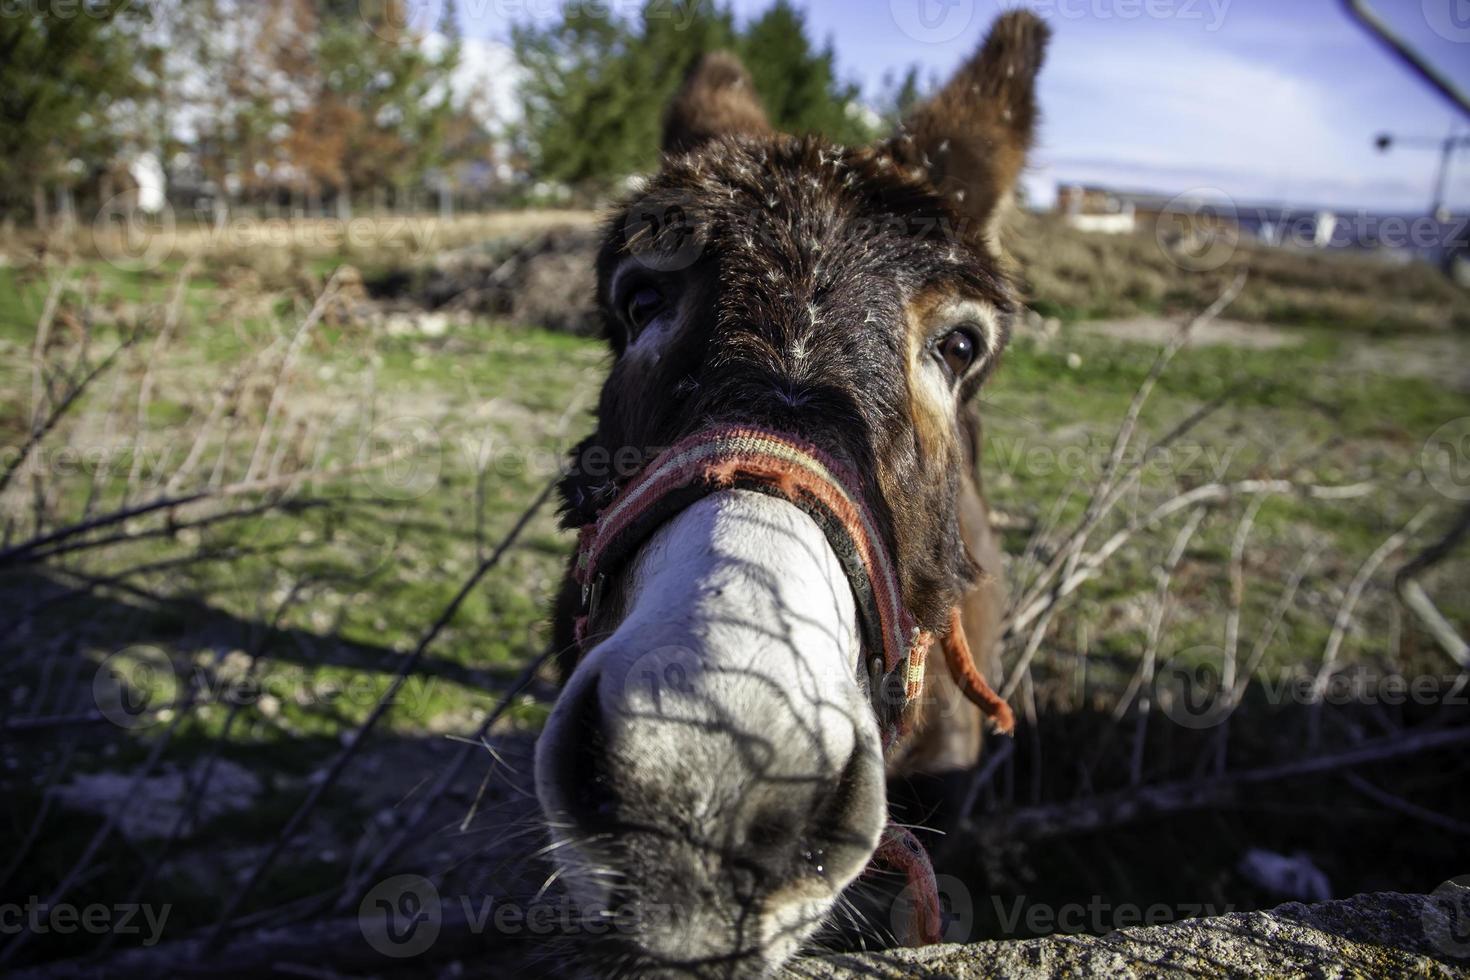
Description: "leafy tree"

(293, 0), (461, 213)
(0, 0), (146, 225)
(513, 1), (736, 192)
(879, 65), (925, 130)
(512, 0), (871, 193)
(739, 0), (870, 146)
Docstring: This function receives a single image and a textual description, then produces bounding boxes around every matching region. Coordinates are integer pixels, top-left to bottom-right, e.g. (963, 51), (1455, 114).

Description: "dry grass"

(1009, 212), (1470, 333)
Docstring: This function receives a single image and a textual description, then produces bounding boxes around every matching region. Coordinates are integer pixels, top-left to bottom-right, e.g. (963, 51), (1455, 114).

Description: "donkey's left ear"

(895, 11), (1050, 251)
(662, 52), (772, 156)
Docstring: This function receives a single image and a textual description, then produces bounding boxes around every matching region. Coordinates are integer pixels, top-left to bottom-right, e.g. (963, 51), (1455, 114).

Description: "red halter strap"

(571, 424), (1013, 946)
(573, 425), (932, 734)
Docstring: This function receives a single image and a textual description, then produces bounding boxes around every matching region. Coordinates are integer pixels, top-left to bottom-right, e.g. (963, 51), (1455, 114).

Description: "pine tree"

(307, 0), (461, 211)
(513, 1), (736, 192)
(739, 0), (870, 147)
(0, 1), (145, 225)
(511, 0), (870, 193)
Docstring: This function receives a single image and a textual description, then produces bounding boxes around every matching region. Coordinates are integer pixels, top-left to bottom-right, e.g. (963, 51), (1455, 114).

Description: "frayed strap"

(940, 607), (1015, 735)
(873, 824), (942, 945)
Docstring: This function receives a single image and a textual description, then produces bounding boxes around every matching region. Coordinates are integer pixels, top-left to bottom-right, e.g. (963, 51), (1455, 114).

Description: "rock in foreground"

(793, 891), (1469, 978)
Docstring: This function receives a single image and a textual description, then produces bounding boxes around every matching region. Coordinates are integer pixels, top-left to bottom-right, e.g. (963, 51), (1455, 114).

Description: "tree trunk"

(57, 186), (76, 232)
(32, 181), (48, 232)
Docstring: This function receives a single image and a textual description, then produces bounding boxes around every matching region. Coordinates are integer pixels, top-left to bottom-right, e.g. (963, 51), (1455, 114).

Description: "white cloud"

(1031, 31), (1468, 211)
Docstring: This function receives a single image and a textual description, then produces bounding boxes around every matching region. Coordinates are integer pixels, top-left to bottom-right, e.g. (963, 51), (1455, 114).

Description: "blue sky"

(455, 0), (1470, 212)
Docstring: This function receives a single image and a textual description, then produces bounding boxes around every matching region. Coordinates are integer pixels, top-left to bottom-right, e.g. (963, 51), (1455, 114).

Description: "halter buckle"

(582, 574), (605, 624)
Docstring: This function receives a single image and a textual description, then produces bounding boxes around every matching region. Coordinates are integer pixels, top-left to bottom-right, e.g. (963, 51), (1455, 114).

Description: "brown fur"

(554, 12), (1049, 775)
(663, 51), (772, 156)
(895, 11), (1050, 249)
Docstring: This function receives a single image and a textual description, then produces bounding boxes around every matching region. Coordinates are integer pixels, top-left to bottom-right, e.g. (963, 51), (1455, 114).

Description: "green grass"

(1, 234), (1466, 961)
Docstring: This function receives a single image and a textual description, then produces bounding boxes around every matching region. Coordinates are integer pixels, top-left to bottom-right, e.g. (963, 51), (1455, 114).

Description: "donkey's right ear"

(897, 11), (1050, 251)
(662, 52), (772, 156)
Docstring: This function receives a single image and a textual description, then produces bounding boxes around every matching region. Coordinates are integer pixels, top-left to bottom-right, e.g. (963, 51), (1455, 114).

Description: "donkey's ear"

(898, 11), (1050, 249)
(662, 52), (772, 156)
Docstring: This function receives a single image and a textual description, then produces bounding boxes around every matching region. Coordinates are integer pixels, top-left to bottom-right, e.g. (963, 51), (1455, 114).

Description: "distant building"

(1056, 184), (1137, 234)
(1054, 182), (1468, 269)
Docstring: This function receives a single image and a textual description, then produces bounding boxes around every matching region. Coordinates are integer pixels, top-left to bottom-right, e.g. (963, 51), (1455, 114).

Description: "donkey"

(535, 12), (1048, 976)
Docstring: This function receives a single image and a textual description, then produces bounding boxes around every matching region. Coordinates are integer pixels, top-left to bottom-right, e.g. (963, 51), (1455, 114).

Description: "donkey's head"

(535, 13), (1048, 976)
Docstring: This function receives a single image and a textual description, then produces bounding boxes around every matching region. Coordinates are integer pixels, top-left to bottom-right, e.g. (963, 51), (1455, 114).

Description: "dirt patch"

(369, 225), (602, 336)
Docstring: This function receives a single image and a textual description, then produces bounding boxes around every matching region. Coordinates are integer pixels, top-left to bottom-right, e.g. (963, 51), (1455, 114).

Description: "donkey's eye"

(623, 285), (667, 332)
(936, 327), (982, 378)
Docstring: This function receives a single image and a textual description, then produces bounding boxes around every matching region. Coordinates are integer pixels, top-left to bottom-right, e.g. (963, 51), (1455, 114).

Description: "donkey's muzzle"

(534, 492), (889, 972)
(540, 658), (884, 884)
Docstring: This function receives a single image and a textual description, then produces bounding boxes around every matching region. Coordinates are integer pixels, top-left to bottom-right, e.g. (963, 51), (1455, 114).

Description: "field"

(1, 212), (1467, 970)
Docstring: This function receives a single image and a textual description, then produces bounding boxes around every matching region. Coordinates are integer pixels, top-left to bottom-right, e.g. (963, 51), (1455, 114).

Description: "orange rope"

(874, 825), (943, 945)
(940, 606), (1015, 736)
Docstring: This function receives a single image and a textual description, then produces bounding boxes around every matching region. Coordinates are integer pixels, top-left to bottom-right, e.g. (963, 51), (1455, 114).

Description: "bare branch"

(1311, 506), (1435, 702)
(1394, 503), (1470, 669)
(202, 476), (560, 953)
(979, 726), (1470, 841)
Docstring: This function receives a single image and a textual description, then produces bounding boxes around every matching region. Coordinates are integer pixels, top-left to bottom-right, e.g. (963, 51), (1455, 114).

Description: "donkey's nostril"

(544, 672), (617, 823)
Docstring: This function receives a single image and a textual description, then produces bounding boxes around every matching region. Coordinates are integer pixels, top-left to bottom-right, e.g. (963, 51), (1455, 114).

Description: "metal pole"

(1432, 135), (1453, 217)
(1342, 0), (1470, 119)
